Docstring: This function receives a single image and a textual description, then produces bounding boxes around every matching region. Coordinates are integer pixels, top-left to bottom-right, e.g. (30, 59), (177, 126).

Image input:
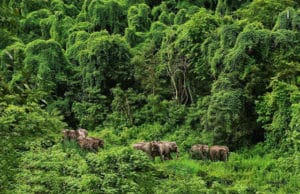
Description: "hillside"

(1, 0), (300, 193)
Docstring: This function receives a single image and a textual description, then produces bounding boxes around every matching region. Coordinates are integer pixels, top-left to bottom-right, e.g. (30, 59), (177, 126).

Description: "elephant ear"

(152, 142), (160, 152)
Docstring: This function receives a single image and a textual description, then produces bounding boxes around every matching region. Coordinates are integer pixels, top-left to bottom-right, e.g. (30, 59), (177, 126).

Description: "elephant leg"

(190, 152), (194, 158)
(160, 154), (164, 161)
(192, 152), (198, 159)
(200, 152), (205, 160)
(217, 152), (221, 161)
(176, 149), (179, 159)
(212, 151), (218, 161)
(220, 152), (225, 161)
(163, 155), (169, 160)
(205, 152), (209, 160)
(223, 152), (228, 161)
(165, 153), (172, 160)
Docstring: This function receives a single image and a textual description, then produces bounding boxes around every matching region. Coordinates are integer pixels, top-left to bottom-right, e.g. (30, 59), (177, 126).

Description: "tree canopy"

(1, 0), (300, 193)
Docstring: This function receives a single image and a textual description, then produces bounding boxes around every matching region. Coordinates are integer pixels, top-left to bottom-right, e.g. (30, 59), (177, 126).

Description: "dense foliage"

(1, 0), (300, 193)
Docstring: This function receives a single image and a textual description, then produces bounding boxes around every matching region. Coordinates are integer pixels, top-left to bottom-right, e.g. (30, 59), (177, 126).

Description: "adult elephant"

(153, 141), (179, 161)
(77, 137), (104, 152)
(190, 144), (209, 160)
(209, 145), (229, 161)
(133, 142), (160, 160)
(133, 141), (179, 161)
(76, 128), (88, 139)
(62, 129), (77, 141)
(220, 145), (229, 159)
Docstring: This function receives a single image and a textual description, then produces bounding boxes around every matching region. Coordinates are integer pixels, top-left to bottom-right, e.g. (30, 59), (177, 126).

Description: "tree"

(50, 12), (75, 48)
(160, 27), (193, 104)
(0, 101), (65, 191)
(73, 31), (134, 129)
(256, 81), (300, 152)
(204, 73), (251, 148)
(127, 3), (151, 32)
(86, 0), (127, 33)
(235, 0), (296, 29)
(24, 39), (69, 94)
(20, 9), (52, 42)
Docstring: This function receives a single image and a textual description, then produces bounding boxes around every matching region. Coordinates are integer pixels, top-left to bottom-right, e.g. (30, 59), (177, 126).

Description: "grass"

(152, 151), (300, 193)
(60, 132), (300, 193)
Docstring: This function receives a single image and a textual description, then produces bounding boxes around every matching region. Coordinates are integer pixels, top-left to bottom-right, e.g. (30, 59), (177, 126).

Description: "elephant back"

(133, 142), (146, 150)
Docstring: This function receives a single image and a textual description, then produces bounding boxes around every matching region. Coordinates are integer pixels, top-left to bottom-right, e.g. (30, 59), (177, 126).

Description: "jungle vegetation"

(1, 0), (300, 193)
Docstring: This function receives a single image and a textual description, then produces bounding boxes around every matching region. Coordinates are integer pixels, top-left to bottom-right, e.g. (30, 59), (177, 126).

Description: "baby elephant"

(77, 137), (104, 152)
(209, 145), (229, 161)
(190, 144), (209, 160)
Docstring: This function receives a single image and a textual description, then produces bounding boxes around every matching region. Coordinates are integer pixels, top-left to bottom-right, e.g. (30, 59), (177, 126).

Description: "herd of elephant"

(133, 142), (229, 162)
(62, 129), (229, 162)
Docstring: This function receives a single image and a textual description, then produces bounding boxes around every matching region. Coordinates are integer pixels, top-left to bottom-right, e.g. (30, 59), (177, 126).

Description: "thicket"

(1, 0), (300, 193)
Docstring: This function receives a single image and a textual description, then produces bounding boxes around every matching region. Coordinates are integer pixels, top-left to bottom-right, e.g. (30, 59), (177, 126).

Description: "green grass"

(151, 151), (300, 193)
(58, 131), (300, 193)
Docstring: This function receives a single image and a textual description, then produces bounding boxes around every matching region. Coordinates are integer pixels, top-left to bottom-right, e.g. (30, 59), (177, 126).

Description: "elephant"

(77, 137), (104, 152)
(90, 137), (104, 150)
(220, 145), (229, 158)
(62, 128), (89, 141)
(62, 129), (78, 141)
(133, 142), (160, 160)
(132, 141), (179, 161)
(69, 130), (78, 140)
(133, 142), (146, 150)
(77, 137), (94, 151)
(209, 145), (229, 161)
(190, 144), (209, 160)
(76, 128), (88, 139)
(62, 129), (68, 140)
(153, 141), (179, 161)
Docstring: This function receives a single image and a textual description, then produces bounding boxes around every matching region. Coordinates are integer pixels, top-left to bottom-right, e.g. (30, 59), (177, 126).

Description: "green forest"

(1, 0), (300, 193)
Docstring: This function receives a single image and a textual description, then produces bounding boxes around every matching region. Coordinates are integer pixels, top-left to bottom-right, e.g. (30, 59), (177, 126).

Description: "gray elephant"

(153, 141), (179, 161)
(62, 128), (89, 141)
(62, 129), (68, 140)
(76, 128), (88, 139)
(133, 142), (160, 160)
(132, 142), (146, 150)
(166, 141), (179, 159)
(209, 145), (229, 161)
(77, 137), (104, 152)
(62, 129), (78, 141)
(220, 145), (229, 159)
(190, 144), (209, 160)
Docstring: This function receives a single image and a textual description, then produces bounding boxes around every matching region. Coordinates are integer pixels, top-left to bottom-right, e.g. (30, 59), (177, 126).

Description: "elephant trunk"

(176, 148), (179, 159)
